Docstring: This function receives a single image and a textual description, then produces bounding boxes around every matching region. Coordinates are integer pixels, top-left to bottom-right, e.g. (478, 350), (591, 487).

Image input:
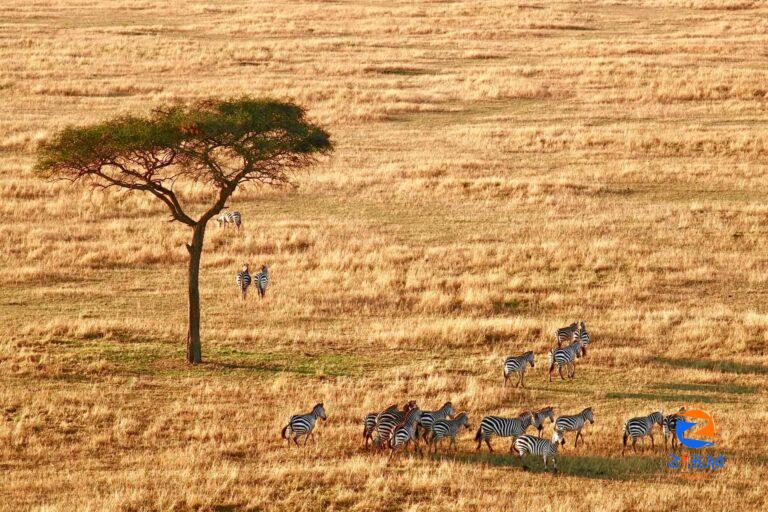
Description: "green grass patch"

(651, 357), (768, 375)
(605, 392), (720, 403)
(445, 452), (664, 480)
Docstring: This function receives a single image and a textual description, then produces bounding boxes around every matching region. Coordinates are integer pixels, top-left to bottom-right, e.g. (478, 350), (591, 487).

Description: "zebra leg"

(486, 439), (493, 452)
(293, 435), (300, 447)
(649, 433), (655, 451)
(632, 437), (638, 453)
(516, 372), (522, 388)
(558, 365), (565, 380)
(549, 363), (555, 382)
(622, 433), (628, 455)
(575, 429), (582, 447)
(504, 373), (508, 387)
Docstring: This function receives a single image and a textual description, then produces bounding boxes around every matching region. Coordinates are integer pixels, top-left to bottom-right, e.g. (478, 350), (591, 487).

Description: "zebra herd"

(277, 321), (690, 471)
(217, 210), (271, 301)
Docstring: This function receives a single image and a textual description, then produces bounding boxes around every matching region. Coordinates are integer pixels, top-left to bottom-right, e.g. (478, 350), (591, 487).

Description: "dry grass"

(1, 0), (767, 510)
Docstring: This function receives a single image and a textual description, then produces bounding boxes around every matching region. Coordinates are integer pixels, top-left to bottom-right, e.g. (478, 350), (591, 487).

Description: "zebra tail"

(548, 349), (554, 365)
(281, 424), (290, 439)
(474, 426), (483, 442)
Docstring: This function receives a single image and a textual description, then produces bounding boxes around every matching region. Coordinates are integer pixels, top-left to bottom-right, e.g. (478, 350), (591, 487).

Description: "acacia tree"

(36, 98), (332, 364)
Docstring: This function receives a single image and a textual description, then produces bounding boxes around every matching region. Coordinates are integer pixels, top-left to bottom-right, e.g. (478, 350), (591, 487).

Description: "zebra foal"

(281, 403), (327, 447)
(503, 351), (534, 388)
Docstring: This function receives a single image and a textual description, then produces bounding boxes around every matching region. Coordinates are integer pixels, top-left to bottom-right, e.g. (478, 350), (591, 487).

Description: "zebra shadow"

(434, 452), (665, 480)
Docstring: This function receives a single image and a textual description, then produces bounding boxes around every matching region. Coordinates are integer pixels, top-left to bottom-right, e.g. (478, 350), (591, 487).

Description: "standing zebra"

(429, 412), (471, 453)
(475, 411), (534, 453)
(622, 411), (664, 455)
(663, 407), (687, 450)
(555, 322), (579, 347)
(531, 407), (556, 435)
(363, 404), (398, 448)
(514, 431), (563, 472)
(548, 338), (584, 382)
(235, 263), (251, 300)
(503, 351), (535, 388)
(374, 401), (417, 449)
(281, 403), (327, 447)
(415, 401), (454, 442)
(254, 265), (269, 299)
(388, 407), (423, 461)
(577, 321), (590, 355)
(554, 407), (594, 448)
(217, 210), (242, 229)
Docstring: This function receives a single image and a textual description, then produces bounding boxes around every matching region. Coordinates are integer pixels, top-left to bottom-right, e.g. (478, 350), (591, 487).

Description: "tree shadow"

(438, 452), (665, 480)
(651, 357), (767, 375)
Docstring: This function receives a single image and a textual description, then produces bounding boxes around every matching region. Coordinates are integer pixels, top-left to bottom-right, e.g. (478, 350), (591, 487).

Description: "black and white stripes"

(554, 407), (594, 447)
(514, 431), (563, 472)
(622, 411), (663, 455)
(475, 412), (533, 452)
(281, 403), (327, 447)
(254, 265), (269, 298)
(548, 339), (584, 381)
(236, 263), (251, 300)
(217, 210), (242, 229)
(503, 351), (535, 388)
(429, 412), (470, 453)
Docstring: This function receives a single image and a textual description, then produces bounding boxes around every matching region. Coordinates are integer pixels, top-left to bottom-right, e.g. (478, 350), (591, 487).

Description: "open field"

(1, 0), (767, 510)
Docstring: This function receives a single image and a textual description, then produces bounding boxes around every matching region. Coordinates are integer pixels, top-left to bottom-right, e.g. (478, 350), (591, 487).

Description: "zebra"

(548, 338), (584, 382)
(388, 407), (423, 461)
(555, 322), (579, 347)
(415, 401), (454, 442)
(374, 401), (417, 449)
(622, 411), (664, 455)
(254, 265), (269, 299)
(514, 431), (563, 472)
(475, 411), (534, 453)
(531, 407), (556, 435)
(281, 403), (327, 447)
(503, 351), (535, 388)
(216, 210), (242, 229)
(363, 404), (398, 448)
(429, 412), (471, 453)
(663, 407), (688, 450)
(235, 263), (251, 300)
(577, 321), (590, 355)
(554, 407), (594, 448)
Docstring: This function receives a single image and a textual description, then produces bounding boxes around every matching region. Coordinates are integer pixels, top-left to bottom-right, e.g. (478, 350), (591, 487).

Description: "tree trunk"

(186, 223), (206, 364)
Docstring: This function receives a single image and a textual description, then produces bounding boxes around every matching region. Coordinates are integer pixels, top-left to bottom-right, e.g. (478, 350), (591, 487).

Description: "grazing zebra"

(475, 411), (534, 453)
(217, 210), (242, 229)
(254, 265), (269, 299)
(514, 431), (563, 472)
(503, 351), (535, 388)
(555, 322), (579, 347)
(281, 403), (327, 447)
(548, 339), (584, 382)
(622, 411), (664, 455)
(577, 321), (590, 355)
(363, 404), (398, 448)
(554, 407), (594, 447)
(531, 407), (556, 435)
(374, 401), (417, 449)
(416, 401), (454, 442)
(388, 407), (423, 461)
(429, 412), (471, 453)
(663, 407), (688, 450)
(235, 263), (251, 300)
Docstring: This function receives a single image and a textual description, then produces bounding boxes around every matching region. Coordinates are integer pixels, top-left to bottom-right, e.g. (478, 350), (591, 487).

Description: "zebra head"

(404, 407), (423, 426)
(583, 407), (594, 424)
(313, 403), (327, 421)
(650, 411), (663, 426)
(442, 401), (455, 418)
(518, 410), (534, 428)
(539, 407), (555, 424)
(242, 263), (249, 272)
(456, 412), (471, 429)
(551, 429), (563, 446)
(261, 265), (269, 274)
(525, 351), (535, 368)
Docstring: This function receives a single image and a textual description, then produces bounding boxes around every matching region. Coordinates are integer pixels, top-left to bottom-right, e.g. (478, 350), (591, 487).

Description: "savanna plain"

(1, 0), (767, 510)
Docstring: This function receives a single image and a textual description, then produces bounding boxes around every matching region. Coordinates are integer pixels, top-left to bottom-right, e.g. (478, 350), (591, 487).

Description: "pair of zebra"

(476, 407), (595, 471)
(622, 408), (687, 455)
(236, 264), (269, 300)
(549, 321), (590, 382)
(216, 211), (242, 229)
(363, 401), (471, 458)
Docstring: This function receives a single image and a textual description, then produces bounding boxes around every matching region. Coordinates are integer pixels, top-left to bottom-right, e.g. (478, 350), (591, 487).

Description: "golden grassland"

(1, 0), (767, 510)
